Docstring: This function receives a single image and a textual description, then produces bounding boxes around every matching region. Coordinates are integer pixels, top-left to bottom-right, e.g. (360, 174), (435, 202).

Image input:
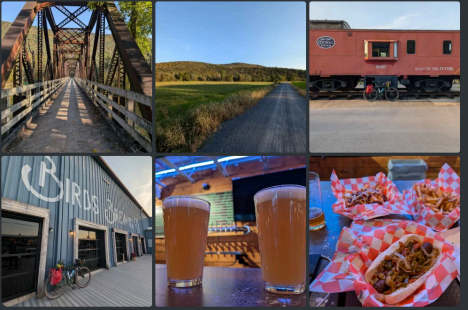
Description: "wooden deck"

(10, 255), (152, 307)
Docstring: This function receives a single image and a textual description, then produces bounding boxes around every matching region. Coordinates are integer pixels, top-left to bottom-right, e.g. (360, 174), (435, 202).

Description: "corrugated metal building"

(1, 156), (152, 303)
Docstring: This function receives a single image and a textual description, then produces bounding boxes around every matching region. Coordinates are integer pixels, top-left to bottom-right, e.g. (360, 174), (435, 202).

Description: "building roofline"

(94, 157), (151, 219)
(310, 28), (460, 32)
(310, 20), (351, 29)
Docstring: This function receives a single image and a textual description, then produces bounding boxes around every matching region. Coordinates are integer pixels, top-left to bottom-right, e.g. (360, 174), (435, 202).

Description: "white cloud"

(375, 6), (432, 30)
(375, 11), (422, 29)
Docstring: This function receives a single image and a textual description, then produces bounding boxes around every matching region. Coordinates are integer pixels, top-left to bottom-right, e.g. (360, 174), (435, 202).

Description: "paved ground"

(11, 255), (152, 307)
(199, 83), (307, 152)
(6, 78), (127, 153)
(310, 98), (460, 153)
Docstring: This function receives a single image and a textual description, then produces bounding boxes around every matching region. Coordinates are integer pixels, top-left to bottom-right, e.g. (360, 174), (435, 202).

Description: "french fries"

(413, 183), (460, 215)
(344, 184), (388, 208)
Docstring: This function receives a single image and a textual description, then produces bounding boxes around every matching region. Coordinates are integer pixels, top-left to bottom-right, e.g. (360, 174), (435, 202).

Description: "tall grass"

(291, 81), (307, 97)
(156, 84), (277, 152)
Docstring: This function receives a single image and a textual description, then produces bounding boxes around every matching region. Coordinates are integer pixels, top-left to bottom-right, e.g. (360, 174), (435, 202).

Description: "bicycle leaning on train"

(363, 80), (399, 101)
(44, 259), (91, 299)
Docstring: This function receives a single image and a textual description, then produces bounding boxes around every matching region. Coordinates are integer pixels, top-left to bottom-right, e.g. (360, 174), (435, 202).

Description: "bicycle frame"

(376, 81), (392, 95)
(52, 260), (86, 288)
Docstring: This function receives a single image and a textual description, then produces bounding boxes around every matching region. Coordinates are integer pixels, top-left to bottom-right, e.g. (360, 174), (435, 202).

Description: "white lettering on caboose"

(415, 67), (454, 71)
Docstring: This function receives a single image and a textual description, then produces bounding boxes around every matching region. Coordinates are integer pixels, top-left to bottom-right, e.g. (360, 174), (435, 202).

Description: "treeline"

(156, 61), (306, 82)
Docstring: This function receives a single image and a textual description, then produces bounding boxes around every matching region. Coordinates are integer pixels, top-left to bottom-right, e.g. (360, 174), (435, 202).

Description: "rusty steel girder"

(88, 11), (102, 81)
(37, 10), (43, 83)
(1, 2), (38, 88)
(44, 7), (57, 34)
(99, 11), (105, 84)
(105, 1), (152, 123)
(57, 6), (87, 28)
(54, 5), (87, 29)
(21, 42), (35, 84)
(106, 46), (119, 86)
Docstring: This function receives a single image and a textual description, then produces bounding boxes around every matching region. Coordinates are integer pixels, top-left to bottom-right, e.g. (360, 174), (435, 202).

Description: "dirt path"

(198, 83), (307, 152)
(6, 78), (127, 153)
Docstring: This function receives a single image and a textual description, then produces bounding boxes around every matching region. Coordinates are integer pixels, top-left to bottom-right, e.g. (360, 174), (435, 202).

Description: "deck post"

(126, 99), (134, 127)
(107, 92), (113, 120)
(1, 97), (12, 136)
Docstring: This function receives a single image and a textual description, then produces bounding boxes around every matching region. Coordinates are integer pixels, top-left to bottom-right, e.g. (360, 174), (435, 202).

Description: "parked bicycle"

(44, 259), (91, 299)
(363, 81), (399, 101)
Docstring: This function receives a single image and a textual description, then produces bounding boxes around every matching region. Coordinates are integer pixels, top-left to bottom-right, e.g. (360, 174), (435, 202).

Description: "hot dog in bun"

(365, 234), (442, 305)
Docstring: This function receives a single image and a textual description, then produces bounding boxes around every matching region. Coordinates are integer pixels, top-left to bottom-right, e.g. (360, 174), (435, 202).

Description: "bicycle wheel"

(363, 88), (378, 102)
(75, 266), (91, 288)
(385, 87), (399, 101)
(44, 276), (65, 299)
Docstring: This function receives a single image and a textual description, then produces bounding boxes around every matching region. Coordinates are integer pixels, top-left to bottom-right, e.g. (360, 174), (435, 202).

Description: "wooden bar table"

(309, 180), (460, 307)
(156, 265), (306, 307)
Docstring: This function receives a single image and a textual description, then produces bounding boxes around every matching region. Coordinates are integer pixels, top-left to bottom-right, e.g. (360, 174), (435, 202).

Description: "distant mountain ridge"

(155, 61), (306, 82)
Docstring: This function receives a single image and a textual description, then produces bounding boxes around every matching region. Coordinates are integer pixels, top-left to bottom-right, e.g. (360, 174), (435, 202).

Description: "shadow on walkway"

(6, 79), (127, 153)
(12, 255), (152, 307)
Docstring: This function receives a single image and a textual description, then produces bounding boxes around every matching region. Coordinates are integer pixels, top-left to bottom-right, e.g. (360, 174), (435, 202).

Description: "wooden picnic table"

(309, 180), (460, 307)
(156, 264), (306, 307)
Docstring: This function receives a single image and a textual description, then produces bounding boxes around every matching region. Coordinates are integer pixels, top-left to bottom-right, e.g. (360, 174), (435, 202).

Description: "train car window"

(372, 42), (390, 57)
(443, 41), (452, 54)
(407, 40), (416, 54)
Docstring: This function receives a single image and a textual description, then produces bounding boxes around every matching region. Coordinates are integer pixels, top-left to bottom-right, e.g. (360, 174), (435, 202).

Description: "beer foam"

(254, 185), (306, 205)
(162, 196), (211, 212)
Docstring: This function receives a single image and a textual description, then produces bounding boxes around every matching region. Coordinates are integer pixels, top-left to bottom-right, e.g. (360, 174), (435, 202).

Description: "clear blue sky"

(102, 156), (152, 216)
(156, 2), (306, 69)
(310, 1), (459, 30)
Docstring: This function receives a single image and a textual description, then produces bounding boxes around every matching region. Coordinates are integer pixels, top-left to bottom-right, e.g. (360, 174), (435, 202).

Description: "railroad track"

(310, 90), (460, 100)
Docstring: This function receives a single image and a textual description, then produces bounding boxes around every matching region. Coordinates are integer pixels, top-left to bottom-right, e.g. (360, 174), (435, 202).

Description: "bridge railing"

(74, 77), (152, 153)
(1, 77), (69, 147)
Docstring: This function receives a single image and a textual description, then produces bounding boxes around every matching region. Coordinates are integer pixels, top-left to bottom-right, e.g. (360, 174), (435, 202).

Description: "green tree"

(88, 1), (152, 58)
(118, 1), (152, 57)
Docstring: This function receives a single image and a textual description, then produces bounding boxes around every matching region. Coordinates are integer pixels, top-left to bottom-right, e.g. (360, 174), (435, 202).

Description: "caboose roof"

(310, 20), (351, 29)
(311, 27), (459, 33)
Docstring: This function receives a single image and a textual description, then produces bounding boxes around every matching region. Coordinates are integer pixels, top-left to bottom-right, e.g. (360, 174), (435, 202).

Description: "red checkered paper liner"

(406, 164), (460, 231)
(310, 220), (460, 307)
(331, 170), (415, 220)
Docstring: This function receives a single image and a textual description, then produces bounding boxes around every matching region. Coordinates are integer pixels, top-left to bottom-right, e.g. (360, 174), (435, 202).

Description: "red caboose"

(309, 21), (460, 92)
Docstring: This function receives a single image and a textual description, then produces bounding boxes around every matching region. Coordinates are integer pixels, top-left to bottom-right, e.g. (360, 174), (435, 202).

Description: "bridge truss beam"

(1, 1), (153, 149)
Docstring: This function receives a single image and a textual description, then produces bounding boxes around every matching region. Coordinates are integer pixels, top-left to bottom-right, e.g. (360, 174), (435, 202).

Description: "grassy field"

(291, 81), (306, 89)
(156, 81), (273, 121)
(291, 81), (307, 96)
(156, 81), (275, 152)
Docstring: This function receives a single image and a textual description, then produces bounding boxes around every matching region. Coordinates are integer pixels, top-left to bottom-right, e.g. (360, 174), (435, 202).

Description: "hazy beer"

(254, 185), (306, 294)
(309, 172), (326, 230)
(162, 196), (210, 287)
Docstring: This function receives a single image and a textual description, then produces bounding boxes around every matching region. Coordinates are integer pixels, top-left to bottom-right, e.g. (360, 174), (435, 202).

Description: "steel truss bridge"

(1, 1), (152, 153)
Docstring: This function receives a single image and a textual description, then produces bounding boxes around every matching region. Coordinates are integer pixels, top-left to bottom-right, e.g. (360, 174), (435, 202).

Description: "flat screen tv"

(232, 168), (306, 221)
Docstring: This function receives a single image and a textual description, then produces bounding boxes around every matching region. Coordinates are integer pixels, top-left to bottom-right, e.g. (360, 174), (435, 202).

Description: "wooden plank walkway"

(5, 78), (127, 153)
(11, 255), (152, 307)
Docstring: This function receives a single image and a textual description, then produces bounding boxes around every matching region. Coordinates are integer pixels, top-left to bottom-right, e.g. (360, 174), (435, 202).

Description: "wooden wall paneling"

(309, 156), (459, 180)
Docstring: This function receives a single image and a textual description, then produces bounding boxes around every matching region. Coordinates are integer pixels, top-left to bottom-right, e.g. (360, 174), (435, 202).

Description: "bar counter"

(156, 265), (306, 307)
(309, 180), (460, 307)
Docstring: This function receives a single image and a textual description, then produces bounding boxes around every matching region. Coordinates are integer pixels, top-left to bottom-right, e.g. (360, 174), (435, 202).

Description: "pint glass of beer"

(254, 185), (306, 294)
(162, 196), (210, 287)
(309, 172), (325, 230)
